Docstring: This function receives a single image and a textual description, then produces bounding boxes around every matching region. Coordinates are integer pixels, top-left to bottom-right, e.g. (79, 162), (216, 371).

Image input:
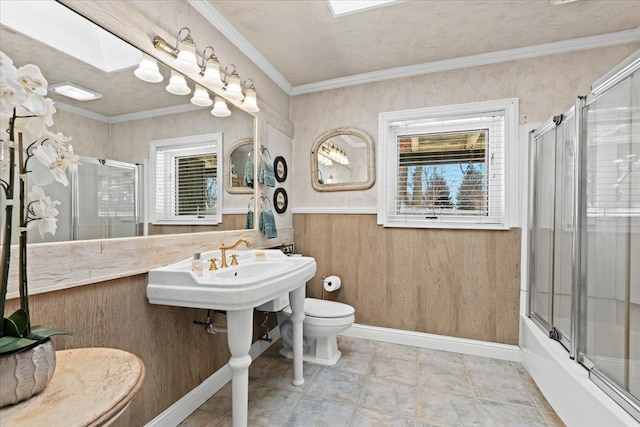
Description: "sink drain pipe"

(194, 309), (228, 334)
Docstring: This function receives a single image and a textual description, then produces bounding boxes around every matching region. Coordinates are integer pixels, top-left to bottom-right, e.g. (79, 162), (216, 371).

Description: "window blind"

(153, 142), (218, 222)
(385, 112), (505, 225)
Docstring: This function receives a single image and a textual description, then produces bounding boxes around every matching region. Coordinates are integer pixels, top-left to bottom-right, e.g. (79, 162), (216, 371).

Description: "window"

(149, 133), (222, 225)
(378, 99), (518, 229)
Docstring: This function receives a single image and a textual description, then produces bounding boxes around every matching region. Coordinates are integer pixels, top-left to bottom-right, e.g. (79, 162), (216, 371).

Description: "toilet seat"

(283, 298), (355, 319)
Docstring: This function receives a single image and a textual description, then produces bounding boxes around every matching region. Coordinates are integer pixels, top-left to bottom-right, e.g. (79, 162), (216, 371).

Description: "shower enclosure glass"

(581, 66), (639, 416)
(529, 51), (639, 421)
(529, 110), (576, 351)
(27, 156), (140, 243)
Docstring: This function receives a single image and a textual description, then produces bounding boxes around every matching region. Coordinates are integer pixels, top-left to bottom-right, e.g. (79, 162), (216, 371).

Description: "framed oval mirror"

(225, 138), (254, 194)
(310, 127), (375, 192)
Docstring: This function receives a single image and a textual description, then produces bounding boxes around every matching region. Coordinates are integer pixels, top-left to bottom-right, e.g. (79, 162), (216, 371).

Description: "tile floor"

(179, 336), (565, 427)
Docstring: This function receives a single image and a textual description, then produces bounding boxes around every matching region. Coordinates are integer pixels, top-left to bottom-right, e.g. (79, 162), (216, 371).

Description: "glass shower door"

(552, 111), (576, 349)
(529, 119), (558, 332)
(73, 158), (139, 240)
(580, 67), (640, 421)
(529, 111), (577, 350)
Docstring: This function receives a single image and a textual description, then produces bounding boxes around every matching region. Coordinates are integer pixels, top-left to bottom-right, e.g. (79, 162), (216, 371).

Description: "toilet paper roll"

(323, 275), (341, 292)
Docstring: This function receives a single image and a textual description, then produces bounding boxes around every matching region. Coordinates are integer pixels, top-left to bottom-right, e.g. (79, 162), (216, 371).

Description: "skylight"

(0, 0), (141, 73)
(326, 0), (403, 17)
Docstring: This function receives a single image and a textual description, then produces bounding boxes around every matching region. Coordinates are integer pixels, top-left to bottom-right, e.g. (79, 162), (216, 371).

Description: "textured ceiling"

(0, 25), (187, 118)
(208, 0), (640, 87)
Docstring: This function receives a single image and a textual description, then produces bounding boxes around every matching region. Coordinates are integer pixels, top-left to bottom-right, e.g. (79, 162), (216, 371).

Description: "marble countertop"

(0, 347), (145, 426)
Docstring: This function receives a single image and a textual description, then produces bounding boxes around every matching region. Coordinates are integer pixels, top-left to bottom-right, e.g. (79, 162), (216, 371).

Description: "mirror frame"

(225, 138), (254, 194)
(310, 127), (375, 192)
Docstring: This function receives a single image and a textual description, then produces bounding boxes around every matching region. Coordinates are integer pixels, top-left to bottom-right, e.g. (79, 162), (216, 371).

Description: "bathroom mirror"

(310, 127), (375, 191)
(0, 1), (256, 243)
(225, 138), (255, 194)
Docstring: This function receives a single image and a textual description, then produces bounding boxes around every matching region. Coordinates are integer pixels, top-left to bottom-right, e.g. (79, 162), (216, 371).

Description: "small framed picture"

(274, 156), (287, 182)
(274, 188), (288, 214)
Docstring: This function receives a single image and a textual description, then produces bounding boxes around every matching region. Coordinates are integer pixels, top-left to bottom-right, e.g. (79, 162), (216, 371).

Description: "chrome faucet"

(219, 238), (250, 268)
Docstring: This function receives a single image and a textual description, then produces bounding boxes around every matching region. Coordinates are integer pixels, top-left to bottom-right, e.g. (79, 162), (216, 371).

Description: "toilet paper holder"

(321, 275), (341, 299)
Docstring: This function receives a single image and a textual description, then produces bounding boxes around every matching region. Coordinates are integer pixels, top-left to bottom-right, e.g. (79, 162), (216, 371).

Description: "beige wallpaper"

(290, 44), (640, 210)
(51, 110), (112, 160)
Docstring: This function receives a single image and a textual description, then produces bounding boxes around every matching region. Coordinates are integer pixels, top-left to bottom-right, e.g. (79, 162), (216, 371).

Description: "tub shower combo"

(528, 52), (639, 423)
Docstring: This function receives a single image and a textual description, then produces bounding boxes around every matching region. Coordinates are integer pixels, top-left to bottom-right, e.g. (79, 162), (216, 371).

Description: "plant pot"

(0, 339), (56, 408)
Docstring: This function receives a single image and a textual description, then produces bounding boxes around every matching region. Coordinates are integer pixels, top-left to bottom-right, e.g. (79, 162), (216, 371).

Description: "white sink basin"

(147, 250), (316, 311)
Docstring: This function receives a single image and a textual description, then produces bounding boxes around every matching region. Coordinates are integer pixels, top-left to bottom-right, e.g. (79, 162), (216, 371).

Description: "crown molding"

(54, 101), (112, 123)
(291, 27), (640, 95)
(54, 102), (205, 124)
(187, 0), (293, 95)
(109, 103), (204, 123)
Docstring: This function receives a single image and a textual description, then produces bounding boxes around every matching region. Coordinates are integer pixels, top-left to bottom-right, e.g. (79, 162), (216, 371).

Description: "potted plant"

(0, 51), (75, 407)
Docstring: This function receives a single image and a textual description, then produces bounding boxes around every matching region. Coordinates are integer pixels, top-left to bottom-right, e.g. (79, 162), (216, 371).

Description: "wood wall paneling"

(293, 214), (521, 344)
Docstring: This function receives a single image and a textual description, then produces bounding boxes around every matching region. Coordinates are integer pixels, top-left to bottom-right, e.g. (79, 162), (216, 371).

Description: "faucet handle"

(230, 254), (239, 265)
(208, 258), (219, 271)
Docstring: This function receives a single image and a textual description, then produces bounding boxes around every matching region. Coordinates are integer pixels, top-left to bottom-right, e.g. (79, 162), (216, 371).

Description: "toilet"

(259, 295), (355, 366)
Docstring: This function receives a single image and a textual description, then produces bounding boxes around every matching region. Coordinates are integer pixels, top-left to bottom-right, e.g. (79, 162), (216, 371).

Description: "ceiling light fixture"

(143, 26), (261, 116)
(49, 82), (102, 101)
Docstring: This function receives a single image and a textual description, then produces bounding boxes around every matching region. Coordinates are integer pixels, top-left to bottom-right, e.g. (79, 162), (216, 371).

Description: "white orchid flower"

(61, 143), (79, 170)
(1, 52), (27, 112)
(27, 185), (60, 238)
(12, 99), (55, 141)
(18, 64), (47, 115)
(31, 144), (69, 187)
(44, 129), (71, 144)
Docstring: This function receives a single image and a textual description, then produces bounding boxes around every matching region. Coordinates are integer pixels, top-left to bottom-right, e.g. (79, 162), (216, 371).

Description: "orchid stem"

(0, 111), (17, 333)
(18, 132), (30, 333)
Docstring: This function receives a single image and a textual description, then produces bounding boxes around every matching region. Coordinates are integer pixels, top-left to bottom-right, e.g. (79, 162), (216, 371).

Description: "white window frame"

(149, 133), (222, 225)
(377, 98), (518, 230)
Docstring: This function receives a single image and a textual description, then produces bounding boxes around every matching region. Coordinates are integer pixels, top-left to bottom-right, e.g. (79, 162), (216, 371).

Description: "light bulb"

(240, 88), (259, 112)
(224, 74), (244, 101)
(211, 96), (231, 117)
(172, 38), (200, 74)
(202, 59), (224, 89)
(134, 56), (163, 83)
(166, 70), (190, 95)
(191, 85), (212, 107)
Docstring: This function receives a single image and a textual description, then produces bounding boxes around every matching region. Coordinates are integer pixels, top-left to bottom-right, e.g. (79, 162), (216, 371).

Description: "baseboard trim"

(341, 323), (522, 362)
(145, 327), (281, 427)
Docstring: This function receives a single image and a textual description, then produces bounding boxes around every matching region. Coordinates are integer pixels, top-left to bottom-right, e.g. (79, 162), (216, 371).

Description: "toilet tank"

(255, 294), (290, 312)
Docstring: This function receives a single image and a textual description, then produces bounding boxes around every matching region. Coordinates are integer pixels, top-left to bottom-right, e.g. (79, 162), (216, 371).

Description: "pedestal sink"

(147, 249), (316, 427)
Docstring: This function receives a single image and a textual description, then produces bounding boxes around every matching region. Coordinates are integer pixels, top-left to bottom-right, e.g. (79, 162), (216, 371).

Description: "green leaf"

(6, 308), (29, 336)
(3, 317), (22, 337)
(28, 326), (71, 341)
(0, 335), (38, 355)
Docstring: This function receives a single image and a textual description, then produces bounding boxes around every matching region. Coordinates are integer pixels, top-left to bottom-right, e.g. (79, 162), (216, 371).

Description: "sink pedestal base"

(226, 285), (306, 427)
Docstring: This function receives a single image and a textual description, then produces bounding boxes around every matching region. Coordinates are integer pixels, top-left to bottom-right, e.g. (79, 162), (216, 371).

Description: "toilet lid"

(283, 298), (355, 318)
